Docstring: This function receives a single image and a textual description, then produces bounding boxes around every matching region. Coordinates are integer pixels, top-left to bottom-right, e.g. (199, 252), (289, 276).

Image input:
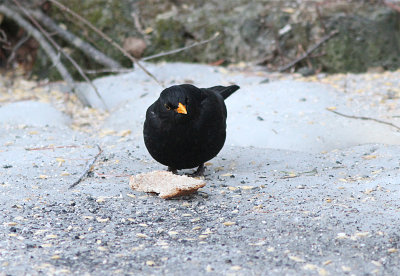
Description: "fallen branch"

(0, 5), (76, 95)
(279, 30), (339, 72)
(69, 144), (102, 189)
(48, 0), (163, 87)
(141, 32), (220, 61)
(13, 0), (107, 109)
(326, 108), (400, 131)
(29, 9), (121, 69)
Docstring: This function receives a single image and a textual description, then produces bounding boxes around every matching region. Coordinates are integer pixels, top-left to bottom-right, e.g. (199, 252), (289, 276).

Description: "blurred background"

(1, 0), (399, 81)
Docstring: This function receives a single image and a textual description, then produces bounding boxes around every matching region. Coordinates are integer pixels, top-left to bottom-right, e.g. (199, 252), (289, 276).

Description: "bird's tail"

(208, 85), (240, 100)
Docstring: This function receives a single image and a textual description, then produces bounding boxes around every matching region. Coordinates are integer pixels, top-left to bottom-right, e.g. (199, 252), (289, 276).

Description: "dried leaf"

(96, 217), (109, 223)
(341, 266), (351, 272)
(146, 260), (155, 266)
(303, 264), (318, 270)
(144, 27), (153, 34)
(371, 260), (382, 267)
(336, 233), (348, 239)
(363, 155), (377, 160)
(289, 255), (305, 262)
(221, 173), (233, 177)
(240, 186), (254, 190)
(118, 129), (132, 137)
(354, 232), (369, 238)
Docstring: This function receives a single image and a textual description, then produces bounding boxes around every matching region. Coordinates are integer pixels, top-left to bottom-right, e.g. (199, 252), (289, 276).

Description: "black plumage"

(143, 84), (240, 175)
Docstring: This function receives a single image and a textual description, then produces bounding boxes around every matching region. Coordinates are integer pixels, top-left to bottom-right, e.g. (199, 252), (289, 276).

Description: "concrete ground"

(1, 63), (400, 275)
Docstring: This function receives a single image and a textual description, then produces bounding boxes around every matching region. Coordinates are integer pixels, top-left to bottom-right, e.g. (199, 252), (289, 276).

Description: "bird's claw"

(189, 164), (205, 177)
(167, 167), (178, 174)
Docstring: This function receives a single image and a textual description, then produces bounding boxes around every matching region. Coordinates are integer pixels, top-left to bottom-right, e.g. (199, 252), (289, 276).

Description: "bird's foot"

(189, 164), (205, 177)
(167, 167), (178, 174)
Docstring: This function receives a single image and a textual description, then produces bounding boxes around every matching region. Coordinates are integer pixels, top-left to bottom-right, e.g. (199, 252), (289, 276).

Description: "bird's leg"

(168, 167), (178, 174)
(190, 163), (205, 177)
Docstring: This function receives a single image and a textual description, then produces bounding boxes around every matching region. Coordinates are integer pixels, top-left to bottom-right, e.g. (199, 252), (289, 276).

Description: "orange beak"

(175, 102), (187, 114)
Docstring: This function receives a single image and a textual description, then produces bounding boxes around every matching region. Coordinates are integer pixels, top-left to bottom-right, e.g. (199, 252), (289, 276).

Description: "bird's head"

(157, 85), (199, 122)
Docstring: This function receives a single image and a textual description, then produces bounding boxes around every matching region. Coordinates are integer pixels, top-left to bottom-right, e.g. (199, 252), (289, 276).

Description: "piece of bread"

(129, 171), (206, 199)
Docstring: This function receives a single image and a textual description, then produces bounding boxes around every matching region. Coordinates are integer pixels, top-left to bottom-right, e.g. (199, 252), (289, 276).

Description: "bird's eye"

(164, 103), (171, 110)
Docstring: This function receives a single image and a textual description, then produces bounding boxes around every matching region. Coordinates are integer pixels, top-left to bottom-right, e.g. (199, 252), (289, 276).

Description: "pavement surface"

(1, 63), (400, 275)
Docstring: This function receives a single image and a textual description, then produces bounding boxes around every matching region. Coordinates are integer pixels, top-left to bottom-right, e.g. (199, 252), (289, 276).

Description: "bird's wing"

(198, 88), (228, 120)
(206, 85), (240, 100)
(145, 103), (162, 129)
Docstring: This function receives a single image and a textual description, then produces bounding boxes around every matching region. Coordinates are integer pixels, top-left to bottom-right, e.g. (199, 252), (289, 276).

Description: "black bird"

(143, 84), (240, 176)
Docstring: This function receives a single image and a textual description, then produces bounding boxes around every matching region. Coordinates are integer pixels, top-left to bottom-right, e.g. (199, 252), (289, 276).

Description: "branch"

(82, 33), (221, 74)
(7, 32), (30, 66)
(12, 1), (108, 109)
(69, 144), (102, 189)
(0, 5), (76, 94)
(326, 108), (400, 131)
(48, 0), (163, 87)
(141, 32), (220, 61)
(279, 30), (339, 72)
(84, 68), (134, 74)
(29, 9), (121, 69)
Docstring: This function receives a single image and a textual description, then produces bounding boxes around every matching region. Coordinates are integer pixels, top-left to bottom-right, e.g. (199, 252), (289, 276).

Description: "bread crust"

(130, 171), (206, 199)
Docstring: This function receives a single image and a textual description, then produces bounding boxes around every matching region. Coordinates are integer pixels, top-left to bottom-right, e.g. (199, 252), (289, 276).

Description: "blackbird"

(143, 84), (240, 176)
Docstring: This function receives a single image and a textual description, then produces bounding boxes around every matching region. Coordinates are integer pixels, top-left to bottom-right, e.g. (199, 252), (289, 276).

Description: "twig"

(0, 29), (10, 44)
(84, 68), (134, 74)
(131, 11), (146, 36)
(7, 32), (30, 66)
(0, 5), (75, 92)
(29, 9), (121, 69)
(69, 144), (102, 189)
(279, 30), (339, 72)
(25, 145), (79, 151)
(315, 3), (327, 32)
(95, 172), (131, 178)
(326, 108), (400, 131)
(48, 0), (163, 87)
(141, 32), (220, 61)
(13, 1), (107, 109)
(280, 168), (318, 179)
(83, 33), (221, 74)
